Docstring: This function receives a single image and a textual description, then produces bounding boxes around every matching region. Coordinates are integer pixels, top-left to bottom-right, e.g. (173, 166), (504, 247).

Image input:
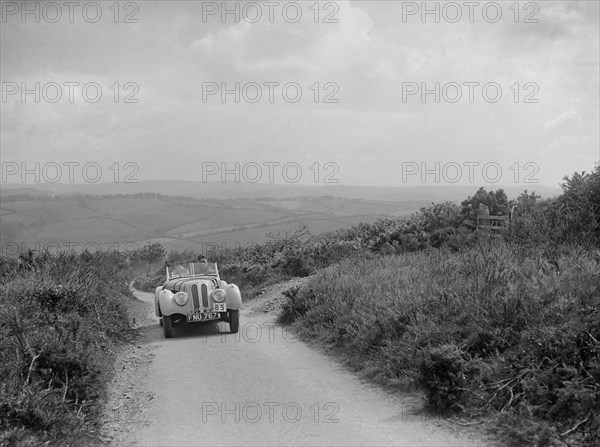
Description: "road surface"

(105, 283), (487, 447)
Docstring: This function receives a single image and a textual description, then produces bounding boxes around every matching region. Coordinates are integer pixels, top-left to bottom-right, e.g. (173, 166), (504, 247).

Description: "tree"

(134, 243), (166, 265)
(557, 164), (600, 245)
(508, 190), (552, 244)
(460, 187), (509, 220)
(508, 165), (600, 247)
(413, 202), (463, 232)
(515, 190), (541, 209)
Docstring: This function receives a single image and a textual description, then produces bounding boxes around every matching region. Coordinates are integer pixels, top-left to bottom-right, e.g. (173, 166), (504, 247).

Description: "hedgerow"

(277, 165), (600, 446)
(279, 240), (599, 446)
(0, 250), (133, 446)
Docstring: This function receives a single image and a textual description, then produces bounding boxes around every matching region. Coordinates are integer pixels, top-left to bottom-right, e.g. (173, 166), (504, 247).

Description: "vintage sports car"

(154, 261), (242, 338)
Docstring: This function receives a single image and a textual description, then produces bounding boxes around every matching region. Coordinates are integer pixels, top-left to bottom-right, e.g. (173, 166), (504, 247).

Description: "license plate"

(213, 303), (227, 312)
(187, 312), (220, 322)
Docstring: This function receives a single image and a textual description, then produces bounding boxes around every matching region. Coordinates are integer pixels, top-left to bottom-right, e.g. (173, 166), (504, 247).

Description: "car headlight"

(173, 291), (189, 306)
(212, 289), (226, 303)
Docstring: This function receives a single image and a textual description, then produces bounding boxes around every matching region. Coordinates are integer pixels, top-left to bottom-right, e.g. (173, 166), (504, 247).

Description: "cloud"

(1, 1), (598, 186)
(544, 110), (583, 130)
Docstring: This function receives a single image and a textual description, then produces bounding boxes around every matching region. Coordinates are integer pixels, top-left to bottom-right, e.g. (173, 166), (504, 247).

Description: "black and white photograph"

(1, 1), (599, 446)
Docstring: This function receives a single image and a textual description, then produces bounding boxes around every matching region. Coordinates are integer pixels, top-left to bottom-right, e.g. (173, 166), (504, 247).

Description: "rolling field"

(0, 191), (427, 255)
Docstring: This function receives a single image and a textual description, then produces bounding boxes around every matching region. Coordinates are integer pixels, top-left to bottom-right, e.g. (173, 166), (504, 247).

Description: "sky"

(1, 0), (599, 188)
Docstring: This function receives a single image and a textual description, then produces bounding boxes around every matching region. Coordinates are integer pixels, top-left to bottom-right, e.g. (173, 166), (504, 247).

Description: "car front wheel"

(228, 309), (239, 333)
(163, 315), (173, 338)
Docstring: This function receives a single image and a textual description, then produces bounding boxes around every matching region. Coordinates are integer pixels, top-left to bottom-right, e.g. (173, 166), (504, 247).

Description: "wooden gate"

(476, 215), (509, 231)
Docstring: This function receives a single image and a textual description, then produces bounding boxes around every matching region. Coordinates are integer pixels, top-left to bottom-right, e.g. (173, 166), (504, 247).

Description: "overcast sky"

(1, 0), (598, 187)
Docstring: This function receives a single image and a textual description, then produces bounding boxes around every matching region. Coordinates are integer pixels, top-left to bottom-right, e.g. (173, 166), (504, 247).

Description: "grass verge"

(0, 251), (133, 446)
(279, 238), (600, 446)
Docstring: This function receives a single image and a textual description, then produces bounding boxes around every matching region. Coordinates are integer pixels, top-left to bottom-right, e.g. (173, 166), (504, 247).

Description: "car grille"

(191, 284), (200, 311)
(191, 283), (211, 311)
(201, 283), (209, 308)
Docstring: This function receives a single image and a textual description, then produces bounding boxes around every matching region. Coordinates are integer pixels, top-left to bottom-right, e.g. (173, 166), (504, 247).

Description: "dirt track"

(101, 281), (489, 446)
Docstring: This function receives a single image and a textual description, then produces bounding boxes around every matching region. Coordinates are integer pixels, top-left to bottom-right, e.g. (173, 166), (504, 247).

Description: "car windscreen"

(191, 262), (217, 276)
(170, 265), (190, 277)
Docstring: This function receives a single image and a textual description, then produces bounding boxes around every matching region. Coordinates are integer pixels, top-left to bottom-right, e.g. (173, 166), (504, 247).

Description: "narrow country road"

(106, 283), (487, 447)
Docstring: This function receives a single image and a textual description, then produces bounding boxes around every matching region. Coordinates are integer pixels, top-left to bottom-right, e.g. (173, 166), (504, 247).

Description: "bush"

(0, 251), (133, 446)
(420, 344), (473, 412)
(133, 270), (166, 292)
(278, 241), (600, 445)
(557, 164), (600, 246)
(277, 285), (305, 325)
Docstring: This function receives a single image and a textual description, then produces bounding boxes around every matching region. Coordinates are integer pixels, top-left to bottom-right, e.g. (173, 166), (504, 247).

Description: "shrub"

(0, 250), (133, 446)
(277, 285), (305, 325)
(278, 241), (600, 445)
(461, 187), (509, 220)
(133, 270), (166, 292)
(420, 344), (473, 412)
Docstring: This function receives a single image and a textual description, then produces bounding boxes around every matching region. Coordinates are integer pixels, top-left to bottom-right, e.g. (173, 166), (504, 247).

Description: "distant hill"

(0, 182), (561, 257)
(0, 191), (427, 256)
(1, 180), (561, 201)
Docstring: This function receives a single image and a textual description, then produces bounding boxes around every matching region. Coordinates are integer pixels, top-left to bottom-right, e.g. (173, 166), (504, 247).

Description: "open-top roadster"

(154, 261), (242, 338)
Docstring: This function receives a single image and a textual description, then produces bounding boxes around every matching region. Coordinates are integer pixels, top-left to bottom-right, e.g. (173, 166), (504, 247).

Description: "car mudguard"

(154, 286), (164, 317)
(224, 283), (242, 310)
